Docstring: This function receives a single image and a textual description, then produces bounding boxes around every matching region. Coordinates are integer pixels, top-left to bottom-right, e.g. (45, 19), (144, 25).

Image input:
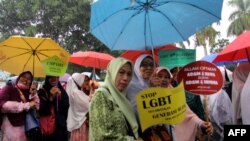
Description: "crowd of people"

(0, 54), (249, 141)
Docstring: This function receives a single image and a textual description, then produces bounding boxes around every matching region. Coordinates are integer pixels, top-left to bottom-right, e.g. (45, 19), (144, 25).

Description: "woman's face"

(140, 57), (154, 80)
(48, 76), (59, 86)
(18, 73), (32, 87)
(157, 70), (171, 87)
(82, 76), (90, 90)
(115, 63), (133, 92)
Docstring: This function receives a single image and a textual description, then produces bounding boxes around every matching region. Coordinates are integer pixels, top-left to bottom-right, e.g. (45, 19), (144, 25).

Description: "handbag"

(25, 108), (41, 138)
(16, 87), (42, 138)
(39, 106), (56, 135)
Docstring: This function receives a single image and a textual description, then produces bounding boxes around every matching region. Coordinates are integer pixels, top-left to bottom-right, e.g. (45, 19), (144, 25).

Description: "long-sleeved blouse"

(89, 90), (134, 141)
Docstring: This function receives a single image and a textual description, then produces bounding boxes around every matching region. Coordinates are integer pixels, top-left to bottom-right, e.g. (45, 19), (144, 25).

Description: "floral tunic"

(89, 90), (134, 141)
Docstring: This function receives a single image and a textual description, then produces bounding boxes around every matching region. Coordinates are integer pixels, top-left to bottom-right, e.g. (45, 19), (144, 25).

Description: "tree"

(210, 38), (230, 53)
(0, 0), (114, 54)
(0, 0), (121, 74)
(194, 26), (220, 55)
(180, 26), (220, 55)
(227, 0), (250, 36)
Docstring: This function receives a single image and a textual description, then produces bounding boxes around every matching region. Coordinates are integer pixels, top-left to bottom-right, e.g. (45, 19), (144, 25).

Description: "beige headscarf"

(97, 57), (139, 138)
(232, 62), (250, 124)
(241, 70), (250, 124)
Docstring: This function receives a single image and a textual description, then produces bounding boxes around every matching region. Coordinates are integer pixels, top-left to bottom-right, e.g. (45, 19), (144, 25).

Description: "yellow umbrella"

(0, 36), (70, 77)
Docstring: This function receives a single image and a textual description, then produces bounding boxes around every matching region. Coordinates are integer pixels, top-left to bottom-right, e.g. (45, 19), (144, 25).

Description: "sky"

(195, 0), (235, 60)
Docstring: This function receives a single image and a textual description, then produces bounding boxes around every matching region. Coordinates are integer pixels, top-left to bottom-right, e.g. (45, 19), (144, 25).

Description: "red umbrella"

(69, 51), (114, 69)
(213, 31), (250, 63)
(120, 44), (177, 63)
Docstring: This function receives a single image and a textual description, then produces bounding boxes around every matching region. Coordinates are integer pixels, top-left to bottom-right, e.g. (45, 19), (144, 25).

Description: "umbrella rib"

(0, 51), (32, 65)
(38, 49), (60, 51)
(34, 38), (47, 50)
(22, 53), (33, 73)
(91, 5), (141, 31)
(246, 48), (250, 62)
(33, 54), (35, 76)
(144, 9), (147, 49)
(1, 45), (31, 51)
(36, 49), (60, 58)
(150, 7), (186, 40)
(36, 52), (51, 58)
(21, 37), (47, 50)
(155, 1), (220, 19)
(230, 50), (238, 62)
(150, 1), (221, 40)
(111, 8), (145, 50)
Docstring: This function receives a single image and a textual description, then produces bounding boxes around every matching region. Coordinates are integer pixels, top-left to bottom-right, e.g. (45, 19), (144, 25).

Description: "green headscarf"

(100, 57), (139, 138)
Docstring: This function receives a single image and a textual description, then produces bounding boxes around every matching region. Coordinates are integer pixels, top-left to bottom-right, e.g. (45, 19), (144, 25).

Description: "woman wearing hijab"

(241, 67), (250, 124)
(232, 62), (250, 125)
(0, 71), (39, 141)
(149, 67), (214, 141)
(126, 54), (155, 115)
(66, 73), (90, 141)
(38, 75), (69, 141)
(89, 57), (141, 141)
(231, 63), (250, 124)
(205, 67), (233, 141)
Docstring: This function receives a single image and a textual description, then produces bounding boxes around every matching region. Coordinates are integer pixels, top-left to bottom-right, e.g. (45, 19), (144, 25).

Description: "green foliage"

(0, 0), (111, 53)
(227, 0), (250, 36)
(195, 26), (220, 47)
(210, 38), (230, 53)
(0, 0), (117, 73)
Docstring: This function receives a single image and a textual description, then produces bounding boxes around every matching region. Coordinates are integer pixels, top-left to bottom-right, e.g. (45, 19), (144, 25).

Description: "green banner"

(159, 49), (196, 70)
(42, 55), (68, 76)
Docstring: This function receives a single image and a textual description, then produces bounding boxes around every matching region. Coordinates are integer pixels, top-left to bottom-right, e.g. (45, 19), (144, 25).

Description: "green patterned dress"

(89, 90), (134, 141)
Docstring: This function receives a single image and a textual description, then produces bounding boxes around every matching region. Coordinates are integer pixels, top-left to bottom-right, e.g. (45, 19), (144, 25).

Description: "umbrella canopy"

(201, 53), (247, 65)
(213, 31), (250, 63)
(0, 36), (70, 77)
(120, 44), (177, 63)
(69, 51), (114, 69)
(90, 0), (223, 50)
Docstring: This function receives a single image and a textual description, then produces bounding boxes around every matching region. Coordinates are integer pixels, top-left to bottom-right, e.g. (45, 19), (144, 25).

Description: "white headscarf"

(126, 54), (153, 114)
(66, 73), (90, 131)
(241, 73), (250, 124)
(232, 63), (250, 124)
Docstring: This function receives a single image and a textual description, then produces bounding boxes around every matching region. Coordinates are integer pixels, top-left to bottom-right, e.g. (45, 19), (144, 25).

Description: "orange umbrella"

(69, 51), (114, 69)
(120, 44), (177, 63)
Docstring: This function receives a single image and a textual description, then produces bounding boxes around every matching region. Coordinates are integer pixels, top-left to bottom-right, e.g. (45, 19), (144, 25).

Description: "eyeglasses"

(140, 62), (154, 68)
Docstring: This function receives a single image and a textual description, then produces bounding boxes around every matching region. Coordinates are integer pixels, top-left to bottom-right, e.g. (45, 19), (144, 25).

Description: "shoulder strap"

(16, 87), (27, 103)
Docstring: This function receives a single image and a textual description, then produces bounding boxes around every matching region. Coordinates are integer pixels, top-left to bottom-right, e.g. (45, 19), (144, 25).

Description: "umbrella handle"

(56, 94), (59, 112)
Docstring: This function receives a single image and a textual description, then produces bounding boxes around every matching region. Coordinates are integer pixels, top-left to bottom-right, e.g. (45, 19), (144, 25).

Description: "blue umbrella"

(201, 53), (248, 65)
(90, 0), (223, 50)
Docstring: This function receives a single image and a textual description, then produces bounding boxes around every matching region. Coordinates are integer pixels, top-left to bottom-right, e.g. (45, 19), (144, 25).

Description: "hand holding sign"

(136, 82), (186, 132)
